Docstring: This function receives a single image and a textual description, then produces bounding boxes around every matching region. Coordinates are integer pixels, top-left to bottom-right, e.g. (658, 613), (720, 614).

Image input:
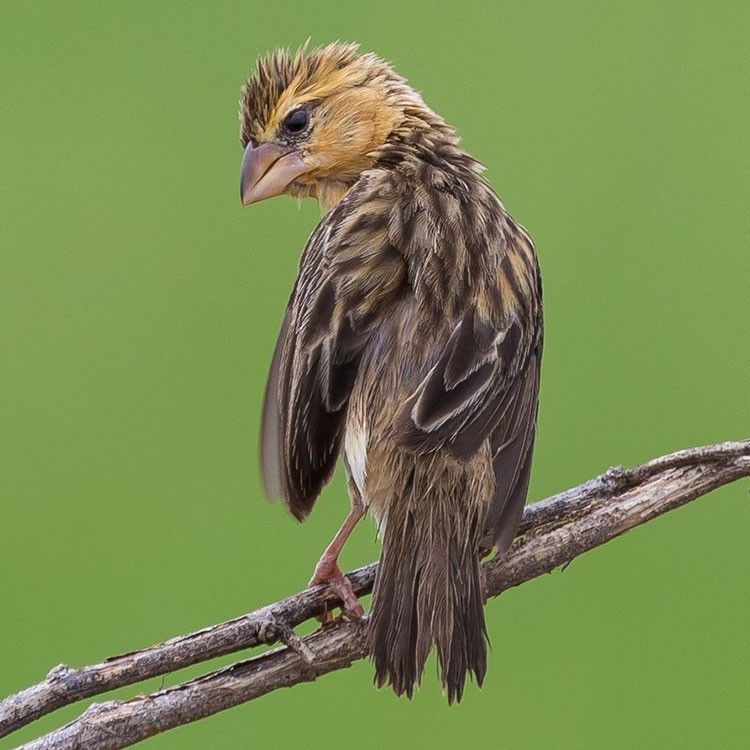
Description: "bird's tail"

(368, 485), (487, 703)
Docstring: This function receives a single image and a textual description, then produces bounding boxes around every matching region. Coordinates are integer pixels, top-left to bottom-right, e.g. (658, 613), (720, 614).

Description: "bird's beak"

(240, 142), (307, 206)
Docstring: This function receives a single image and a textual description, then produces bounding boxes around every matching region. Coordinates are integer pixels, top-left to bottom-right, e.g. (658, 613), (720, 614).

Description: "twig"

(0, 564), (376, 739)
(3, 440), (748, 750)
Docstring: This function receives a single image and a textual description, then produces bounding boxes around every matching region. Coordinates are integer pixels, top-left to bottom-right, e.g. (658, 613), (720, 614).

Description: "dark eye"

(283, 109), (309, 134)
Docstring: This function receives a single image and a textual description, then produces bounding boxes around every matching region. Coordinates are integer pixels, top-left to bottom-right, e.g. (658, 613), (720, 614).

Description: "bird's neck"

(374, 118), (485, 181)
(316, 179), (358, 213)
(311, 119), (483, 214)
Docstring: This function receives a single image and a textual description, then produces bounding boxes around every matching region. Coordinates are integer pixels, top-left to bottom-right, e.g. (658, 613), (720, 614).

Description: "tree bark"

(2, 440), (748, 750)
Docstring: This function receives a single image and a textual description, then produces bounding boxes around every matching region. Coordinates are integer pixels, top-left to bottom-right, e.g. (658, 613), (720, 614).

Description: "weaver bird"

(239, 43), (542, 703)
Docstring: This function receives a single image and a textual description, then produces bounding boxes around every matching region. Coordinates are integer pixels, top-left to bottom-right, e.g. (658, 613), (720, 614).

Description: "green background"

(1, 2), (748, 748)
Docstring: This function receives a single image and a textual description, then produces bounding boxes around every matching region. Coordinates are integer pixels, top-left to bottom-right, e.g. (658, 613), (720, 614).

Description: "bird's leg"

(309, 487), (366, 621)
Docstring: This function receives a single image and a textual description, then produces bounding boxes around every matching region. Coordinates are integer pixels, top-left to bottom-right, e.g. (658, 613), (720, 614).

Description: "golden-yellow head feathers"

(240, 43), (401, 146)
(238, 43), (452, 209)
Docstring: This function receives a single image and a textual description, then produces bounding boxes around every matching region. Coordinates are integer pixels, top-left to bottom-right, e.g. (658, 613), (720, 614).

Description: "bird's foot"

(309, 558), (364, 622)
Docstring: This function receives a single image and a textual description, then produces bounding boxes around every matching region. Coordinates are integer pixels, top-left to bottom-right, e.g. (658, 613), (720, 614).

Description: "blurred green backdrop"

(1, 2), (748, 748)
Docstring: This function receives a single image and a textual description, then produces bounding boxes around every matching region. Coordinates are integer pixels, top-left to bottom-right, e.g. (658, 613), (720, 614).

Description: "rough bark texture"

(2, 440), (748, 750)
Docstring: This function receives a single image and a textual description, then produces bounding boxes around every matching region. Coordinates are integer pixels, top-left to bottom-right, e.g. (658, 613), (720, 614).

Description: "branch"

(3, 440), (748, 750)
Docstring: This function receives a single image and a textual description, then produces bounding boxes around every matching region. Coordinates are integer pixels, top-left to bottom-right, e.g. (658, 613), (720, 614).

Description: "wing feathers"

(260, 172), (542, 543)
(259, 183), (405, 520)
(259, 309), (289, 502)
(396, 308), (538, 463)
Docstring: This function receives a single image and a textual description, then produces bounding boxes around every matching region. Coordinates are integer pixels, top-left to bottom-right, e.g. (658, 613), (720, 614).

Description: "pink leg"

(309, 491), (365, 620)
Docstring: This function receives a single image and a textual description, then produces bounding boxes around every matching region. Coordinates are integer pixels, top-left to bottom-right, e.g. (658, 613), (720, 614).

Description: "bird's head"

(239, 43), (445, 211)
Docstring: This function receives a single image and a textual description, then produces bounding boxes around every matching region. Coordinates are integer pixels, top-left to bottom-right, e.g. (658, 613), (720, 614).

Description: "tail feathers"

(369, 507), (487, 703)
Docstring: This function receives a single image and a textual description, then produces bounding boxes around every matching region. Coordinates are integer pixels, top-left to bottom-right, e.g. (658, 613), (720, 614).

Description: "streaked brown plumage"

(239, 43), (542, 702)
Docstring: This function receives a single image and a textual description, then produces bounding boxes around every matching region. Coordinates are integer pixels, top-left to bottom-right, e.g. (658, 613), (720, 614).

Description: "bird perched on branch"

(239, 43), (542, 703)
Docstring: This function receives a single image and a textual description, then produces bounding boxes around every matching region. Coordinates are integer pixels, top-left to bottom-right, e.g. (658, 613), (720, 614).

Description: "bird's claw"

(309, 561), (364, 622)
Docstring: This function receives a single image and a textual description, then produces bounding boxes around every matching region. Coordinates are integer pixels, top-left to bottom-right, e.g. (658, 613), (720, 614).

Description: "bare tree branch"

(3, 440), (749, 750)
(1, 563), (373, 739)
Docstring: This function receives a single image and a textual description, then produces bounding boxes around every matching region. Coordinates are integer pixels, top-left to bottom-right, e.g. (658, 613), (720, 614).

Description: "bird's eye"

(283, 109), (309, 134)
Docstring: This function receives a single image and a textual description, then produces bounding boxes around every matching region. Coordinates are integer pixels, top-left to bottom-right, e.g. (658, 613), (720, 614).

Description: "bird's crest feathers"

(240, 43), (402, 144)
(239, 42), (452, 148)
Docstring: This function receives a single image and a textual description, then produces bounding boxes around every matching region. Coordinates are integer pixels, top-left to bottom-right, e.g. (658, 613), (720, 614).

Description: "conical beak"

(240, 142), (306, 206)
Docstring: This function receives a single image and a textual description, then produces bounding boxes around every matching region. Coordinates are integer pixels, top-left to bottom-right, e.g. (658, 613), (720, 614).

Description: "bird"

(239, 42), (543, 703)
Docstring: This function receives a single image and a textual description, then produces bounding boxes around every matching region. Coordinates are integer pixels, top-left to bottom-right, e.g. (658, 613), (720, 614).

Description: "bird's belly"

(342, 335), (494, 541)
(342, 320), (429, 531)
(343, 409), (369, 500)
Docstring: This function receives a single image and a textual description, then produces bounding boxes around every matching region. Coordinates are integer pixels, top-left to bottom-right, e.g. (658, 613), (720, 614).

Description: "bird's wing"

(485, 339), (541, 551)
(395, 286), (542, 551)
(260, 188), (406, 520)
